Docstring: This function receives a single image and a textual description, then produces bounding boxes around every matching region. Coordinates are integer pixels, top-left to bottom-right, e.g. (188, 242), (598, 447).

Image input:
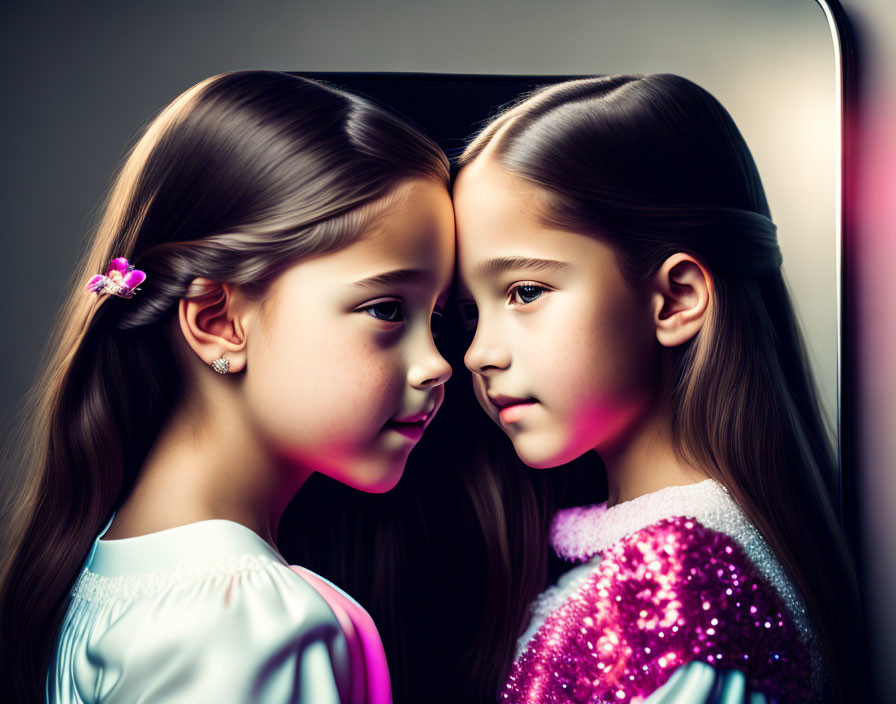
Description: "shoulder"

(593, 517), (814, 695)
(181, 558), (350, 658)
(508, 517), (816, 703)
(66, 557), (350, 702)
(73, 552), (343, 627)
(187, 560), (351, 700)
(549, 480), (814, 642)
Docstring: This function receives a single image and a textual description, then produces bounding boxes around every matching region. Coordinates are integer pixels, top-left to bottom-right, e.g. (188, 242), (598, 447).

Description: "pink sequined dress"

(502, 479), (823, 703)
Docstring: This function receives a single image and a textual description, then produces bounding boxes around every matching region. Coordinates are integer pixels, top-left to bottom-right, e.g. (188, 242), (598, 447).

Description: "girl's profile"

(0, 69), (453, 703)
(453, 74), (864, 703)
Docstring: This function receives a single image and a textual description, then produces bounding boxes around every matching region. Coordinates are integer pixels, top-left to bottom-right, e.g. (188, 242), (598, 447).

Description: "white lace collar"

(85, 512), (288, 577)
(70, 513), (291, 603)
(551, 478), (742, 561)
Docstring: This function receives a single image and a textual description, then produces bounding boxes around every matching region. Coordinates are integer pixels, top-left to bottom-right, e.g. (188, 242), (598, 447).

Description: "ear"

(177, 277), (250, 373)
(650, 253), (713, 347)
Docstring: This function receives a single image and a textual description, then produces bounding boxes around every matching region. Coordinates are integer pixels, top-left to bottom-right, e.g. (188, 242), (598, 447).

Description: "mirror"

(282, 3), (845, 699)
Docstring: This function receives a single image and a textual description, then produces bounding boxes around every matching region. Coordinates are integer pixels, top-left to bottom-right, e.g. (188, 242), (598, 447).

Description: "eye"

(362, 300), (404, 322)
(456, 300), (479, 331)
(509, 283), (547, 306)
(431, 308), (444, 338)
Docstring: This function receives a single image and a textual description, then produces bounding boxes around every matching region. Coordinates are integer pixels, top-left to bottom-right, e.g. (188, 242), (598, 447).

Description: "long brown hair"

(0, 69), (449, 703)
(455, 74), (864, 701)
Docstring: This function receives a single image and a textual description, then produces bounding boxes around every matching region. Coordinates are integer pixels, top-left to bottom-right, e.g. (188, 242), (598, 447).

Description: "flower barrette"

(85, 257), (147, 299)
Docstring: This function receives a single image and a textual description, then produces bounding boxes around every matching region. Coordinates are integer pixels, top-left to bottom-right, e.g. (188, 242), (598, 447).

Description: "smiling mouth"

(384, 408), (434, 441)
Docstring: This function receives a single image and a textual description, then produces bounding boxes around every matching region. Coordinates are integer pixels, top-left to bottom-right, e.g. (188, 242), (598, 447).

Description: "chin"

(361, 467), (404, 494)
(512, 433), (587, 469)
(335, 460), (405, 494)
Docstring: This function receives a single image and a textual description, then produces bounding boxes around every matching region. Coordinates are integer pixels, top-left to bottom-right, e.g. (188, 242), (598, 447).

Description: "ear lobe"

(178, 277), (249, 373)
(652, 254), (712, 348)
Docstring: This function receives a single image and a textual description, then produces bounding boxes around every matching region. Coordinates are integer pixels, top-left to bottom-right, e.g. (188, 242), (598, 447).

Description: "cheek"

(245, 312), (404, 452)
(532, 295), (656, 431)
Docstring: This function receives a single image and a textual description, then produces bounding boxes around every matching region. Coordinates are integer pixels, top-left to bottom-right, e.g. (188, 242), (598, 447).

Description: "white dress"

(47, 513), (359, 703)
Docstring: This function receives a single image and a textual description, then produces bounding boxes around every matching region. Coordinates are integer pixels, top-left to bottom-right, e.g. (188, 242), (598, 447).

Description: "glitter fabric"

(549, 480), (814, 646)
(503, 482), (819, 703)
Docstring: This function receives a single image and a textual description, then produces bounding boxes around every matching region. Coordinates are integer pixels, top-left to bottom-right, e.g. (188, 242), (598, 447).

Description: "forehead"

(453, 158), (561, 261)
(454, 157), (546, 220)
(264, 179), (455, 309)
(453, 159), (633, 293)
(302, 178), (456, 291)
(356, 179), (454, 263)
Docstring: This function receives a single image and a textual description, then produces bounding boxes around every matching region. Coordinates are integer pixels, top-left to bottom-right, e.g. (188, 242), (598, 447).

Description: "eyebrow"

(351, 268), (435, 289)
(472, 257), (570, 277)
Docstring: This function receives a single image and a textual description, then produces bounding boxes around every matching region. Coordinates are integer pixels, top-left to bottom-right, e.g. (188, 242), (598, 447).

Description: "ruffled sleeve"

(50, 560), (352, 703)
(289, 565), (391, 704)
(502, 517), (814, 703)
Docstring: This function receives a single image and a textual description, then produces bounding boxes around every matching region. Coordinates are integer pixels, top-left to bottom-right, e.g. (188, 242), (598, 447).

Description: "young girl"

(452, 74), (864, 702)
(0, 70), (454, 703)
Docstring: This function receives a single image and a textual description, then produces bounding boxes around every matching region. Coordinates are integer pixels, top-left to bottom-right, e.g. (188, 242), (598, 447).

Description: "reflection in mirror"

(287, 3), (845, 702)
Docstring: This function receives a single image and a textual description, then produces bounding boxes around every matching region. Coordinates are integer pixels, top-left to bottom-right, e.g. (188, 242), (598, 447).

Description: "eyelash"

(361, 299), (405, 323)
(507, 282), (549, 306)
(359, 299), (445, 332)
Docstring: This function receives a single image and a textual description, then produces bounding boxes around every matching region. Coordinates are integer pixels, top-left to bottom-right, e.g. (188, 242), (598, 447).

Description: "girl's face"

(244, 179), (454, 492)
(453, 159), (660, 468)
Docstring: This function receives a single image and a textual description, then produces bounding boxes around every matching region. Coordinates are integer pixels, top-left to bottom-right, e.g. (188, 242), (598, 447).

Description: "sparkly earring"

(211, 355), (230, 374)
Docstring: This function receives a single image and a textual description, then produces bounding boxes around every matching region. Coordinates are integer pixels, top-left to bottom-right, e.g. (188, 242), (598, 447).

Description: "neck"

(597, 353), (709, 508)
(104, 378), (309, 548)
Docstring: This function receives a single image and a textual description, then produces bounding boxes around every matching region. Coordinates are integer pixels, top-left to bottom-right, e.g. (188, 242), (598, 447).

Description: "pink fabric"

(289, 565), (392, 704)
(502, 518), (814, 703)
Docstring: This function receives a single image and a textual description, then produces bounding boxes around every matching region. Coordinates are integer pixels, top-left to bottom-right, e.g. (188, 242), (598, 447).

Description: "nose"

(408, 341), (453, 389)
(464, 325), (511, 375)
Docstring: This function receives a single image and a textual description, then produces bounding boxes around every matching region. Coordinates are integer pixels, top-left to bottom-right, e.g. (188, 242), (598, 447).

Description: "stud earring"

(211, 355), (230, 374)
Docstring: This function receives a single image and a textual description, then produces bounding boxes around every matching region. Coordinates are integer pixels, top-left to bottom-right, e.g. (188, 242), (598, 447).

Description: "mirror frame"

(816, 0), (859, 558)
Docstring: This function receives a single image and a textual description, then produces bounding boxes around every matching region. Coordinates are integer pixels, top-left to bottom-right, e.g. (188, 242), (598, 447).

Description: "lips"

(487, 394), (538, 424)
(392, 410), (431, 424)
(385, 406), (435, 441)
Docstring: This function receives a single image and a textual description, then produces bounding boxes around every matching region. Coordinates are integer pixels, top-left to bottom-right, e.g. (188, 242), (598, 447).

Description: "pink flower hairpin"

(85, 257), (146, 299)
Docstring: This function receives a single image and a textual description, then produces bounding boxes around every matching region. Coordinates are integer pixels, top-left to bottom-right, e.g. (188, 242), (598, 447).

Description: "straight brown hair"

(0, 69), (449, 703)
(454, 74), (864, 702)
